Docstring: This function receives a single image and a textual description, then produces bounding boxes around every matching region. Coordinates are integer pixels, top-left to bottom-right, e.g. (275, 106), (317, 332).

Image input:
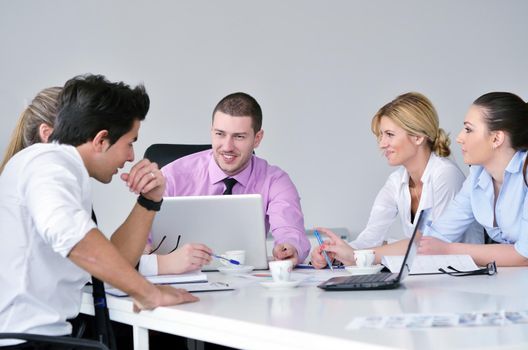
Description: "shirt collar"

(505, 150), (527, 175)
(208, 153), (253, 187)
(400, 168), (410, 186)
(475, 168), (492, 190)
(399, 153), (437, 186)
(420, 153), (438, 184)
(474, 151), (527, 190)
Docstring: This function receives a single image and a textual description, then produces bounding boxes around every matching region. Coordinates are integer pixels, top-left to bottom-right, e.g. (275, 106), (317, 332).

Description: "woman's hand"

(309, 227), (356, 268)
(418, 236), (451, 255)
(157, 243), (213, 274)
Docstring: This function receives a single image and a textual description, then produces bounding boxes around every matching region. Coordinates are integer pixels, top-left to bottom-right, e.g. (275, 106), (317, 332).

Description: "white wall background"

(1, 0), (527, 238)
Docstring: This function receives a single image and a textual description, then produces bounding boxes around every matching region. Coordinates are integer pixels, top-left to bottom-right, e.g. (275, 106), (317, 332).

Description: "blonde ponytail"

(432, 128), (451, 157)
(0, 87), (61, 174)
(0, 112), (27, 173)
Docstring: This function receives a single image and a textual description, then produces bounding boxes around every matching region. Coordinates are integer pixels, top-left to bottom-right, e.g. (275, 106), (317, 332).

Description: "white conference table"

(80, 267), (528, 350)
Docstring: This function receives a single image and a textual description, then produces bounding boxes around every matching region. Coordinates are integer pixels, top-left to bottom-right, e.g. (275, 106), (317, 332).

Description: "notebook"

(318, 209), (424, 291)
(105, 282), (234, 297)
(151, 194), (269, 271)
(146, 271), (207, 284)
(104, 271), (228, 296)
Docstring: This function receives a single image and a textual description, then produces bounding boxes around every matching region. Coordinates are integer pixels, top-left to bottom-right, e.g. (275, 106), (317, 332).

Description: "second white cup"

(354, 249), (375, 267)
(268, 260), (293, 282)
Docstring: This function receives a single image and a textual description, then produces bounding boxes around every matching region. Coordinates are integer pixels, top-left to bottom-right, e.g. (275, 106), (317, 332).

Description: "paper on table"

(381, 254), (479, 275)
(293, 269), (350, 283)
(346, 310), (528, 329)
(145, 271), (208, 284)
(106, 281), (233, 297)
(104, 271), (209, 296)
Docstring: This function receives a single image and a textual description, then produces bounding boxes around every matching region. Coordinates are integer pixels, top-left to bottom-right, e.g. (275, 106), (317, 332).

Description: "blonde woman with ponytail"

(0, 87), (61, 174)
(311, 92), (482, 268)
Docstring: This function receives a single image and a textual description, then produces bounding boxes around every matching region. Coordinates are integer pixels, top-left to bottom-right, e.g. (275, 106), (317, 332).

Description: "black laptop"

(318, 209), (424, 291)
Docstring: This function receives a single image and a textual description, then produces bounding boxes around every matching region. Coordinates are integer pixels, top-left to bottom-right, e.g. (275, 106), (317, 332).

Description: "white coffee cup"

(220, 250), (246, 266)
(354, 250), (375, 267)
(269, 260), (293, 282)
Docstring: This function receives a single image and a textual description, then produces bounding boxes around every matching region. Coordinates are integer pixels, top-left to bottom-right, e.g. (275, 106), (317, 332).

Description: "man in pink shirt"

(139, 93), (310, 275)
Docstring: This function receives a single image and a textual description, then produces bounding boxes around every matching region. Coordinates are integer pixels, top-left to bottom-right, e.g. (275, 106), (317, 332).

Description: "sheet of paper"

(346, 310), (528, 330)
(145, 271), (208, 284)
(381, 254), (479, 275)
(233, 271), (327, 286)
(106, 281), (233, 297)
(293, 269), (350, 284)
(104, 271), (208, 296)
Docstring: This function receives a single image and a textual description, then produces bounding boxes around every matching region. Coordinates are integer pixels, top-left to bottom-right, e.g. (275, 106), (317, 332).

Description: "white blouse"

(350, 153), (483, 249)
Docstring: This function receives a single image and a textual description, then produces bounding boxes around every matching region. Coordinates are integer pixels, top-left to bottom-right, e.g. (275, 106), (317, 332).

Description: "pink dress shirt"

(161, 150), (310, 262)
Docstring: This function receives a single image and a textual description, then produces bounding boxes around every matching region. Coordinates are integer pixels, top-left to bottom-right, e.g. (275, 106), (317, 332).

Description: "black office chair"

(144, 143), (211, 168)
(142, 143), (222, 350)
(0, 333), (109, 350)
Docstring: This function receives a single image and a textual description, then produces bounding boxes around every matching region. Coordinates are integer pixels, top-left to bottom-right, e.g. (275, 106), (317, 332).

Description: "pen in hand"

(211, 254), (240, 265)
(313, 230), (334, 271)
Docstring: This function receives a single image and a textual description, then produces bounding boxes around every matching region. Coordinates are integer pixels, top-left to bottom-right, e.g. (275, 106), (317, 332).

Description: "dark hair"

(473, 92), (528, 151)
(212, 92), (262, 133)
(49, 74), (149, 146)
(473, 92), (528, 184)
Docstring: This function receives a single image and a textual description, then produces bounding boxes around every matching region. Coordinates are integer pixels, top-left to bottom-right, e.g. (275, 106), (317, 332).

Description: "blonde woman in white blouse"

(311, 92), (482, 268)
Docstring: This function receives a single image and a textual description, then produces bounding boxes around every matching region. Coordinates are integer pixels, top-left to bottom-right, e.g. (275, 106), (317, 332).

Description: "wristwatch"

(137, 194), (163, 211)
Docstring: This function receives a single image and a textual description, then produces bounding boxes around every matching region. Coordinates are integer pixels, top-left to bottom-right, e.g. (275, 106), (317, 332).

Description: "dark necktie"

(223, 178), (237, 195)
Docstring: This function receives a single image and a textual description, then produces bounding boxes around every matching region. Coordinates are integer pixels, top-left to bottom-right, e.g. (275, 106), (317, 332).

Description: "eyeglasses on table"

(149, 234), (181, 255)
(438, 261), (497, 277)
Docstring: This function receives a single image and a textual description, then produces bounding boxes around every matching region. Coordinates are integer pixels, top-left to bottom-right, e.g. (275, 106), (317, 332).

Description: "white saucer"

(259, 279), (302, 289)
(344, 264), (384, 275)
(217, 265), (254, 275)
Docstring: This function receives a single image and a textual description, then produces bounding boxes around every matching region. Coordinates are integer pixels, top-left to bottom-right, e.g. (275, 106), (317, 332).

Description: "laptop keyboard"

(348, 273), (394, 283)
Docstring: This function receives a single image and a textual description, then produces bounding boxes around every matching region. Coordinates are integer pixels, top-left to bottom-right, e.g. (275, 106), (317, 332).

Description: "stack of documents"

(145, 271), (207, 284)
(381, 254), (479, 275)
(104, 271), (233, 296)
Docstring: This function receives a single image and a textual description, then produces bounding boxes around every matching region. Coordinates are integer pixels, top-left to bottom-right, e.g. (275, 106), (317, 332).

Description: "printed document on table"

(381, 254), (479, 275)
(106, 281), (233, 297)
(104, 271), (208, 294)
(346, 310), (528, 329)
(146, 271), (208, 284)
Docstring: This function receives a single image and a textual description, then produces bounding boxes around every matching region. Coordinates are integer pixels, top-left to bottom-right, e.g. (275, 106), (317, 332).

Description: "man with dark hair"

(0, 74), (198, 347)
(138, 92), (311, 276)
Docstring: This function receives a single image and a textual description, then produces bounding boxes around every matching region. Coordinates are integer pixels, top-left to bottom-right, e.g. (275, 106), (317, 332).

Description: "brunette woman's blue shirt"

(425, 151), (528, 258)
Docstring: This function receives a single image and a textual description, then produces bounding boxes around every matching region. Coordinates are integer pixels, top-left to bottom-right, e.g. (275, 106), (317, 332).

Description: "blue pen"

(296, 263), (345, 269)
(313, 230), (334, 271)
(212, 254), (240, 265)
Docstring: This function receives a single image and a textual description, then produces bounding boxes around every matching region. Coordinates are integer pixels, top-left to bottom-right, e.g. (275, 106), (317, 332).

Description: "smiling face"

(211, 111), (263, 176)
(378, 116), (421, 167)
(456, 105), (496, 166)
(95, 119), (140, 183)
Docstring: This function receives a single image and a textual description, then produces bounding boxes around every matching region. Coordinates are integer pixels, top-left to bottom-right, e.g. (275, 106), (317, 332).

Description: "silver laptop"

(151, 194), (269, 271)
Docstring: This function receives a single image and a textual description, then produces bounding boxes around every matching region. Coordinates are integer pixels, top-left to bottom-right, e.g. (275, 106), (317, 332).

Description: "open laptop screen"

(151, 194), (269, 270)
